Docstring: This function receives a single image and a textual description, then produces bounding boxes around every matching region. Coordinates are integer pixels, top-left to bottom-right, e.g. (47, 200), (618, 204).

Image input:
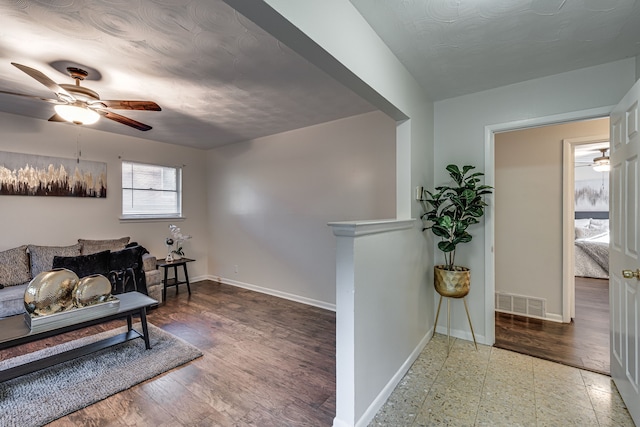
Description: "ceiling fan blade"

(48, 114), (67, 122)
(0, 89), (60, 103)
(99, 110), (152, 131)
(11, 62), (75, 101)
(97, 100), (161, 111)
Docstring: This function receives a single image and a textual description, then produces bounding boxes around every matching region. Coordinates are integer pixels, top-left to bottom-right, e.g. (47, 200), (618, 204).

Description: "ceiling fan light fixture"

(591, 147), (610, 172)
(593, 162), (611, 172)
(54, 104), (100, 125)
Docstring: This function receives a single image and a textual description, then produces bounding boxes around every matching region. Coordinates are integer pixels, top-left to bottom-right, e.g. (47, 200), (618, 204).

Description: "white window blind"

(121, 161), (182, 218)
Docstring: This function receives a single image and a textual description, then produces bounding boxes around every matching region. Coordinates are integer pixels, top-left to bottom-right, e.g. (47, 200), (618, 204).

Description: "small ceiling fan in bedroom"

(591, 148), (610, 172)
(575, 147), (610, 172)
(0, 62), (161, 131)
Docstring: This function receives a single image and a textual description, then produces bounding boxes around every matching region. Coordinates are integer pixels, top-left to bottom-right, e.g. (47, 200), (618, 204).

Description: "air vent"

(495, 292), (546, 319)
(496, 294), (512, 311)
(527, 298), (545, 318)
(513, 296), (527, 314)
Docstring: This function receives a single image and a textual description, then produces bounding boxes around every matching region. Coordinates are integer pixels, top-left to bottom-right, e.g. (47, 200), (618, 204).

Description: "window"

(121, 161), (182, 219)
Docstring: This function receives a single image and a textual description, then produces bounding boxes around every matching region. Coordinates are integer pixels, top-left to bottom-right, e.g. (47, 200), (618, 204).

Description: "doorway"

(492, 118), (611, 374)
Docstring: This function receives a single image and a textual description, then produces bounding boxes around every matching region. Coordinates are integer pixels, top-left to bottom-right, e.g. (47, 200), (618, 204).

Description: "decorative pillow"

(52, 250), (110, 278)
(79, 237), (130, 255)
(575, 218), (591, 228)
(575, 227), (591, 239)
(0, 245), (30, 287)
(590, 219), (609, 231)
(575, 226), (606, 240)
(28, 243), (82, 278)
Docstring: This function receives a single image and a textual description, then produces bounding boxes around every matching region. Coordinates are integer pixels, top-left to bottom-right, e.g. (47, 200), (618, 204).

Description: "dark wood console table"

(156, 257), (195, 301)
(0, 292), (157, 382)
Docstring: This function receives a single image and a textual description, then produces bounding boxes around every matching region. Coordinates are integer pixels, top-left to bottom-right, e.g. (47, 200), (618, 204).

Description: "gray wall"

(206, 111), (397, 307)
(0, 111), (210, 279)
(435, 57), (636, 342)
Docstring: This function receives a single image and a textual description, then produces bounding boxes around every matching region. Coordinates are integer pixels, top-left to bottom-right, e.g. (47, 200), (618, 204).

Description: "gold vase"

(434, 265), (470, 298)
(75, 274), (112, 307)
(24, 268), (79, 315)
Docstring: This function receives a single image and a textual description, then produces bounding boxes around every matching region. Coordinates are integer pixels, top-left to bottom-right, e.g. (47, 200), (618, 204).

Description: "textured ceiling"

(350, 0), (640, 101)
(0, 0), (374, 149)
(1, 2), (640, 150)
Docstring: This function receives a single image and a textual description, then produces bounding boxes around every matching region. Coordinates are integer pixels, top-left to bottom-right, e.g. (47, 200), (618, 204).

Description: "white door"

(610, 77), (640, 424)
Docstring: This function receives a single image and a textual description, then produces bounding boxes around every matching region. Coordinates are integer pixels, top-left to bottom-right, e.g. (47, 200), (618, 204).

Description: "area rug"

(0, 323), (202, 427)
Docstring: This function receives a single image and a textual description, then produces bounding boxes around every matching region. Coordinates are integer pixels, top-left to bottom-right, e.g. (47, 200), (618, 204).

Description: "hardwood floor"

(495, 276), (609, 374)
(4, 280), (336, 426)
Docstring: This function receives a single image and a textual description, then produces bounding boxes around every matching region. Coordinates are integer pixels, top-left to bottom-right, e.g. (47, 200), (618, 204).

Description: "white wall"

(207, 111), (396, 307)
(0, 111), (209, 280)
(495, 119), (609, 318)
(350, 224), (430, 415)
(435, 58), (636, 343)
(225, 2), (434, 426)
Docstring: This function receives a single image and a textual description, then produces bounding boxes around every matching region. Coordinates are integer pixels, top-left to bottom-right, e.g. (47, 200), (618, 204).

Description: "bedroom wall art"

(0, 151), (106, 197)
(575, 176), (608, 212)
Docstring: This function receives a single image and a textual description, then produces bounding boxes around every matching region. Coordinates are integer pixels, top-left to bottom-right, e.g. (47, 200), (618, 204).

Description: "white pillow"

(575, 218), (591, 228)
(590, 219), (609, 231)
(575, 227), (591, 239)
(576, 226), (608, 240)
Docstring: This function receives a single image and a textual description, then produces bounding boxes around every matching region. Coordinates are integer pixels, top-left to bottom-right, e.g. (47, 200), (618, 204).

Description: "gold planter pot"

(433, 265), (477, 352)
(434, 265), (470, 298)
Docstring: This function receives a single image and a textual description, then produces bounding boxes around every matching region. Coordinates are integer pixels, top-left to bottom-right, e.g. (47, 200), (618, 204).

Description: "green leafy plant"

(420, 164), (493, 270)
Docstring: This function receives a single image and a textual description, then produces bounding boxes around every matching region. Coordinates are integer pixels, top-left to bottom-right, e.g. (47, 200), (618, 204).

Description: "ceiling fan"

(0, 62), (161, 131)
(576, 147), (610, 172)
(591, 148), (610, 172)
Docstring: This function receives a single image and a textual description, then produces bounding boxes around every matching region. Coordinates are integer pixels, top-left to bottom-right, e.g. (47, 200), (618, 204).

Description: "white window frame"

(120, 160), (183, 220)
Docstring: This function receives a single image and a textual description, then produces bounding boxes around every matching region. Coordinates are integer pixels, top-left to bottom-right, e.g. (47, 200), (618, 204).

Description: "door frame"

(484, 106), (613, 344)
(562, 135), (610, 321)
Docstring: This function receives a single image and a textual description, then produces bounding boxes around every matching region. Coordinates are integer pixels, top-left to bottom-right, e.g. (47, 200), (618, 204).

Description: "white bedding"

(574, 219), (609, 279)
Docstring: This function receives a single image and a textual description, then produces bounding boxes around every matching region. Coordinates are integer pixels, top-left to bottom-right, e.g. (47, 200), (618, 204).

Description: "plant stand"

(432, 265), (477, 353)
(433, 294), (477, 354)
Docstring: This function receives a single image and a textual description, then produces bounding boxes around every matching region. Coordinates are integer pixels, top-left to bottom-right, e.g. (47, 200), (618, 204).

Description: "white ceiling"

(351, 0), (640, 101)
(0, 1), (639, 150)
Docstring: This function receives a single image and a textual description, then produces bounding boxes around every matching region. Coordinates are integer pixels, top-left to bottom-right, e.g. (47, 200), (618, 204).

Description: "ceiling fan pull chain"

(76, 129), (82, 163)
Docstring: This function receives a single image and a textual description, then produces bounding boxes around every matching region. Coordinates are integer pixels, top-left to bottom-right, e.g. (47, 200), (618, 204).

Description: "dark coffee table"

(0, 291), (157, 382)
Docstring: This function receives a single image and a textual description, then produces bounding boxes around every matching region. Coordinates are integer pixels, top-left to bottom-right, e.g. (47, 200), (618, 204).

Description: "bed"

(574, 216), (609, 279)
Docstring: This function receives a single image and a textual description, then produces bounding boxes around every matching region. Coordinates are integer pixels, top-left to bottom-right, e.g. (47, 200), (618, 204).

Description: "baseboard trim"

(204, 275), (336, 312)
(434, 325), (488, 345)
(495, 309), (564, 323)
(348, 328), (433, 427)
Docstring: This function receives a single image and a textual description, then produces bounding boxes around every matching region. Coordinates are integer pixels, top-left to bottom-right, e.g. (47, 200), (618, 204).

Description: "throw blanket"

(575, 239), (609, 273)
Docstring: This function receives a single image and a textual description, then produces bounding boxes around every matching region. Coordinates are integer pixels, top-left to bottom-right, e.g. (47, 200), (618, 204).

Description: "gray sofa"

(0, 237), (162, 318)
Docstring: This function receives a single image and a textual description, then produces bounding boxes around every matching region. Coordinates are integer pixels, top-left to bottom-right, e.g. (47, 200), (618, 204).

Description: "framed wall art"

(0, 151), (106, 197)
(575, 177), (608, 212)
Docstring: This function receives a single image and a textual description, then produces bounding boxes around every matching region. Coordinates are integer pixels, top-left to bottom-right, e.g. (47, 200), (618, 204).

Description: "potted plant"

(420, 164), (493, 298)
(165, 224), (192, 261)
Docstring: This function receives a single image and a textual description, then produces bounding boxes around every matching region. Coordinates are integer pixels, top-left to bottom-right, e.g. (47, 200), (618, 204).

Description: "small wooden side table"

(156, 257), (195, 302)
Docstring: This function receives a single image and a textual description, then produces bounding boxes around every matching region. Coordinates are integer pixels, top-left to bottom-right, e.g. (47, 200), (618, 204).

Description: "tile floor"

(370, 334), (635, 426)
